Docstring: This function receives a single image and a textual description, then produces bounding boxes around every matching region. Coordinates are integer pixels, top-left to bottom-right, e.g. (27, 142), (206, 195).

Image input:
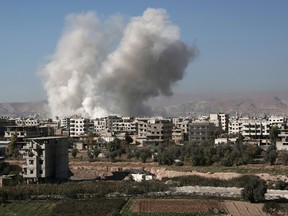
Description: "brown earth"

(68, 160), (288, 183)
(131, 198), (224, 213)
(131, 199), (269, 215)
(223, 201), (268, 216)
(7, 158), (288, 183)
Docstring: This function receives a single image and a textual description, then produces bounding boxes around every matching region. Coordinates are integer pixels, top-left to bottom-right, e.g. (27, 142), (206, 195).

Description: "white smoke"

(40, 8), (197, 118)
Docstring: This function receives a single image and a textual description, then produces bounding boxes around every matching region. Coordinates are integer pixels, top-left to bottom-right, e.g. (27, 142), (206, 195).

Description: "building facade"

(69, 117), (93, 137)
(145, 119), (173, 144)
(188, 121), (215, 141)
(22, 137), (69, 183)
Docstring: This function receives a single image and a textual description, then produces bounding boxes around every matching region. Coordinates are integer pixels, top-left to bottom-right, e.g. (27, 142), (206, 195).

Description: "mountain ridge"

(1, 94), (288, 117)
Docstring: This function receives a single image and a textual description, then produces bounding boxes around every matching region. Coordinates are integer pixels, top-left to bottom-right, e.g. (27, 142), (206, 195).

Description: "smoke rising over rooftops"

(40, 8), (197, 118)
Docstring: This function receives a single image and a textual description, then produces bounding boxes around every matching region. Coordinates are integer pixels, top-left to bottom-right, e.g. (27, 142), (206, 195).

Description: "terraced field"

(223, 201), (268, 216)
(130, 198), (224, 214)
(0, 199), (126, 216)
(0, 200), (56, 216)
(0, 198), (274, 216)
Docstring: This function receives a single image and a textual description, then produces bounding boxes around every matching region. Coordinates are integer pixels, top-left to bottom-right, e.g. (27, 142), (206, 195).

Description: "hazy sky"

(0, 0), (287, 102)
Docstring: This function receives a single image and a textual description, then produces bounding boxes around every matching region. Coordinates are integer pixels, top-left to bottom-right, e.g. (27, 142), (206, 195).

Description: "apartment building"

(219, 113), (229, 132)
(106, 116), (122, 131)
(15, 118), (40, 126)
(276, 126), (288, 150)
(0, 118), (15, 136)
(188, 121), (216, 141)
(209, 114), (220, 127)
(145, 119), (173, 144)
(69, 117), (93, 137)
(228, 117), (248, 135)
(269, 116), (286, 128)
(241, 119), (270, 139)
(133, 117), (149, 144)
(22, 136), (69, 183)
(4, 125), (53, 140)
(94, 117), (107, 132)
(173, 119), (190, 142)
(112, 117), (137, 134)
(60, 117), (70, 129)
(94, 116), (122, 132)
(210, 113), (229, 132)
(172, 128), (184, 145)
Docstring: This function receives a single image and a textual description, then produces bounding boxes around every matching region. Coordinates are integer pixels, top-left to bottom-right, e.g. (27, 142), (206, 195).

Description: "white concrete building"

(112, 117), (137, 133)
(69, 117), (93, 137)
(228, 117), (248, 135)
(60, 118), (70, 129)
(215, 138), (228, 145)
(269, 116), (286, 128)
(136, 117), (150, 141)
(276, 126), (288, 150)
(241, 119), (270, 140)
(210, 113), (229, 132)
(130, 173), (154, 182)
(94, 117), (107, 132)
(209, 114), (220, 128)
(175, 120), (190, 134)
(15, 118), (40, 126)
(172, 128), (184, 145)
(219, 113), (229, 132)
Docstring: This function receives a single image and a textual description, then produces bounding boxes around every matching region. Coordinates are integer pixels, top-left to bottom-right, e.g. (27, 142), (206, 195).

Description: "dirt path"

(223, 201), (268, 216)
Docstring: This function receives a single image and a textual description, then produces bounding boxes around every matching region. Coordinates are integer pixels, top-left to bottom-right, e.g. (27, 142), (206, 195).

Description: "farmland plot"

(0, 200), (56, 216)
(131, 198), (224, 214)
(223, 201), (268, 216)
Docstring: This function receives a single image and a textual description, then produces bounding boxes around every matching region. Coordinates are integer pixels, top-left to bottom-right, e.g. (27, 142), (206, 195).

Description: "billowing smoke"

(40, 8), (197, 118)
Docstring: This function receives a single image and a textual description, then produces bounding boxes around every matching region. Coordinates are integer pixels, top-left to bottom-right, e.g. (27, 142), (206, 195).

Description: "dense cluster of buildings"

(1, 113), (288, 148)
(1, 113), (288, 183)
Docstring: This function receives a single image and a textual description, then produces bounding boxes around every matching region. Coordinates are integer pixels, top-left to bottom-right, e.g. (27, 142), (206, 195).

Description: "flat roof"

(25, 136), (69, 140)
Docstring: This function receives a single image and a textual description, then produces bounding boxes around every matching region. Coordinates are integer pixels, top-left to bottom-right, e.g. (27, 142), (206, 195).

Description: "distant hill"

(1, 93), (288, 118)
(152, 94), (288, 117)
(0, 101), (48, 117)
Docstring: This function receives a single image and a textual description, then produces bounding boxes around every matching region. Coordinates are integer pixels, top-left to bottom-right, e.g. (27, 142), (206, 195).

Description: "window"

(29, 160), (34, 165)
(30, 170), (34, 174)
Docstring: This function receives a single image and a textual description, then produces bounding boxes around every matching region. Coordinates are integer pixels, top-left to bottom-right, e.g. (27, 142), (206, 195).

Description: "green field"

(50, 199), (126, 216)
(0, 199), (126, 216)
(0, 200), (56, 216)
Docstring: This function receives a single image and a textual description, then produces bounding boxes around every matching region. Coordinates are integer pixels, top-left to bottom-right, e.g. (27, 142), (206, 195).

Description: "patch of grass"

(164, 175), (262, 188)
(1, 180), (169, 201)
(50, 198), (126, 216)
(0, 200), (56, 216)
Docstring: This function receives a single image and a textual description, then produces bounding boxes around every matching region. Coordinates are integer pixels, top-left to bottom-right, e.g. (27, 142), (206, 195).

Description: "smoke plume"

(40, 8), (197, 118)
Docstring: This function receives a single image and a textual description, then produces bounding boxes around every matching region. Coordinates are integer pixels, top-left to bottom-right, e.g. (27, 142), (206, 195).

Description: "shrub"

(0, 190), (8, 204)
(71, 148), (77, 158)
(241, 176), (267, 203)
(262, 201), (281, 214)
(274, 180), (287, 190)
(265, 145), (277, 165)
(175, 161), (183, 166)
